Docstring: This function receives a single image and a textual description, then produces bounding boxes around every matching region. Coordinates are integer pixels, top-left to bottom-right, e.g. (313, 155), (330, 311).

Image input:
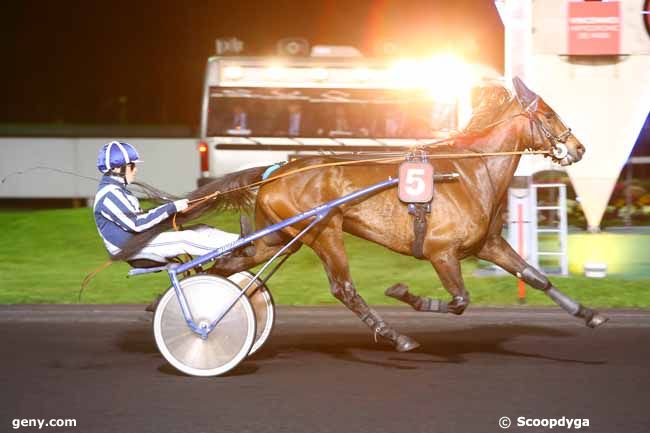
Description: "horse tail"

(185, 165), (270, 215)
(112, 165), (270, 262)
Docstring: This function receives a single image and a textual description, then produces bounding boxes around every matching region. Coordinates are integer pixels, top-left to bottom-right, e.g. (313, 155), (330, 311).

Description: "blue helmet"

(96, 141), (141, 173)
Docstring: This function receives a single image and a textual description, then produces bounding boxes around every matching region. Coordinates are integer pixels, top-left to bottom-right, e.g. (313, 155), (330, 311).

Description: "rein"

(173, 146), (549, 230)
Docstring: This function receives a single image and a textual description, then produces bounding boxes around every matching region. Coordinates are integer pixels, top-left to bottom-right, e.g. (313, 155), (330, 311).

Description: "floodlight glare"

(223, 66), (244, 80)
(388, 59), (419, 87)
(422, 54), (476, 103)
(265, 65), (287, 81)
(310, 68), (329, 82)
(353, 67), (371, 82)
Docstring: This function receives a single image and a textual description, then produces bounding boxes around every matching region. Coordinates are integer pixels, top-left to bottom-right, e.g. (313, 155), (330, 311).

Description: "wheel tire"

(153, 275), (256, 377)
(228, 271), (276, 355)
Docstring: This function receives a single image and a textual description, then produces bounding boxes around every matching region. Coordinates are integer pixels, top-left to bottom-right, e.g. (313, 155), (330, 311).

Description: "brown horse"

(201, 77), (609, 352)
(123, 77), (607, 352)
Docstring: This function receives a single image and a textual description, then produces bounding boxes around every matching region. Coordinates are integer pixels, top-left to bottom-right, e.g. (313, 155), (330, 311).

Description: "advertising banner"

(567, 1), (621, 55)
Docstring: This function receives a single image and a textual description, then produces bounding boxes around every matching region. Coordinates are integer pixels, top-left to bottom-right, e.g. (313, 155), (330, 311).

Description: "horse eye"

(543, 111), (553, 119)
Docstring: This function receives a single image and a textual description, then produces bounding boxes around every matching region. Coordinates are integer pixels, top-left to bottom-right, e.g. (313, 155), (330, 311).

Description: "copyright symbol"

(499, 416), (511, 429)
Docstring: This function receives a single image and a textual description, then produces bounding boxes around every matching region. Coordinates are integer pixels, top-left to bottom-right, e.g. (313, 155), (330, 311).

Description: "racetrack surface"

(1, 305), (649, 433)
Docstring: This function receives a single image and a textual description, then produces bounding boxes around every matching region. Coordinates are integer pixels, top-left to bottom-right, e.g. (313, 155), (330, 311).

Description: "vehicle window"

(207, 88), (457, 138)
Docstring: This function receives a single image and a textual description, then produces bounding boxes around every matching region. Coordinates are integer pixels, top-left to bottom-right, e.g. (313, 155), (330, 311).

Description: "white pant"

(131, 225), (240, 261)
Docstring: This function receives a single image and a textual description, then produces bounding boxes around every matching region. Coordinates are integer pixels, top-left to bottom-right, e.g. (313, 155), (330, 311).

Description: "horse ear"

(513, 76), (539, 109)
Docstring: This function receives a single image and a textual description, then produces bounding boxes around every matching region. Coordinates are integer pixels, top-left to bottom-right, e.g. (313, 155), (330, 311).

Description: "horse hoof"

(395, 335), (420, 352)
(587, 312), (609, 328)
(385, 283), (409, 299)
(448, 296), (469, 315)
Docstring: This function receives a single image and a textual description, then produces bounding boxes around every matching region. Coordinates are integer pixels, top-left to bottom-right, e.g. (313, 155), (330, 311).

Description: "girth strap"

(408, 203), (430, 259)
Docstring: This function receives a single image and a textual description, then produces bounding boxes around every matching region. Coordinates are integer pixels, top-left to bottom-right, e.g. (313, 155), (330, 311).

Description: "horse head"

(513, 77), (585, 166)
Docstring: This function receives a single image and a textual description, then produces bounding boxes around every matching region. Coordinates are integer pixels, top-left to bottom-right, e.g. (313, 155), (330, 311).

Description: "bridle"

(517, 95), (574, 162)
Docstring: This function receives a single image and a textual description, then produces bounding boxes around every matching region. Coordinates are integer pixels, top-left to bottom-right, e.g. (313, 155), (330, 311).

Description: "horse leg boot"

(385, 283), (449, 313)
(478, 236), (609, 328)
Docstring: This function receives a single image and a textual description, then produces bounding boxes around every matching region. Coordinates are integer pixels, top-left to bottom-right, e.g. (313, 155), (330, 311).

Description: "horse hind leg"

(208, 205), (300, 277)
(477, 236), (609, 328)
(208, 238), (300, 277)
(308, 217), (420, 352)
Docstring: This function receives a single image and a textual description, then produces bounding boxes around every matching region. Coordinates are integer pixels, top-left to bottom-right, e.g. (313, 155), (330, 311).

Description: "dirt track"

(1, 305), (649, 433)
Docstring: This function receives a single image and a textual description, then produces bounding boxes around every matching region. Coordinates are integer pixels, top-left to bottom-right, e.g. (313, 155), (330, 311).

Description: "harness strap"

(409, 203), (430, 259)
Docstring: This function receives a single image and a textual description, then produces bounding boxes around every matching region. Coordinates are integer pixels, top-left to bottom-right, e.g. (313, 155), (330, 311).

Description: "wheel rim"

(153, 275), (255, 377)
(228, 271), (275, 355)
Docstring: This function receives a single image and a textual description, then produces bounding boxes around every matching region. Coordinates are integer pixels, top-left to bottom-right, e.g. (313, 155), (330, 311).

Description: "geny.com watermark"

(499, 416), (590, 429)
(12, 418), (77, 430)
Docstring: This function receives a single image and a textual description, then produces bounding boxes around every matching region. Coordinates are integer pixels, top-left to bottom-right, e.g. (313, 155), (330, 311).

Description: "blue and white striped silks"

(93, 176), (177, 255)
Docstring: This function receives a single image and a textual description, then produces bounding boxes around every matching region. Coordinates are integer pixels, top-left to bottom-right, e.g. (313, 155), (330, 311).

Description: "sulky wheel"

(228, 271), (276, 355)
(153, 275), (256, 377)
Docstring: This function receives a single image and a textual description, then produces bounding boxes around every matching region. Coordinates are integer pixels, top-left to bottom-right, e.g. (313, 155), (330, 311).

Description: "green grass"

(1, 208), (650, 307)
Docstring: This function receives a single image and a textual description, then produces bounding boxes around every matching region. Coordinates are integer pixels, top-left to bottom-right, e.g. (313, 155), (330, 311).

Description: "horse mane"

(112, 165), (268, 261)
(463, 84), (514, 134)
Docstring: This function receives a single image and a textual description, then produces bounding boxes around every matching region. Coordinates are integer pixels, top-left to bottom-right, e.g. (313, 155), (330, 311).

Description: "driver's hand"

(173, 199), (189, 212)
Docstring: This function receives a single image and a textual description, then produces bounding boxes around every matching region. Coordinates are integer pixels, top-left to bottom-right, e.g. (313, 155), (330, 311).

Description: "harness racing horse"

(201, 77), (609, 351)
(121, 77), (608, 352)
(205, 77), (609, 351)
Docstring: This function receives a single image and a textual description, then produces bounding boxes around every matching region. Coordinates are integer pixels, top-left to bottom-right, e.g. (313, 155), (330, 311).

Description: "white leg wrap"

(546, 287), (581, 316)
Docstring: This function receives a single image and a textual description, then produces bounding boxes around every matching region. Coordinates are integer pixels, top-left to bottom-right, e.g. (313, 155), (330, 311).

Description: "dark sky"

(1, 0), (503, 128)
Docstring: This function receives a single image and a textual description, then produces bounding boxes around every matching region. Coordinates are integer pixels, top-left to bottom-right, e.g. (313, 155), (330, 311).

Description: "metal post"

(530, 185), (539, 270)
(517, 203), (526, 303)
(625, 163), (633, 227)
(559, 184), (568, 275)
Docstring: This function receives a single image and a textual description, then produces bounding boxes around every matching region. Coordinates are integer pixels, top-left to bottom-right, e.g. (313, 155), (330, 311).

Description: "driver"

(93, 140), (250, 263)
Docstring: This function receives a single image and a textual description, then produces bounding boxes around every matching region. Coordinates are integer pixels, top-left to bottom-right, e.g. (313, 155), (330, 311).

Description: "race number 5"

(398, 162), (434, 203)
(405, 168), (426, 196)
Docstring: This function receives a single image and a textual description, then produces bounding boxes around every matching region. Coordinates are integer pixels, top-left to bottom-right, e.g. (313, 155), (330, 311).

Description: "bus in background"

(197, 45), (488, 184)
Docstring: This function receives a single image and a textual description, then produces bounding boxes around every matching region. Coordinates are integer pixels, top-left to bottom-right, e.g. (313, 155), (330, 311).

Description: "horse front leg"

(430, 251), (470, 314)
(385, 282), (450, 314)
(477, 236), (608, 327)
(385, 250), (469, 315)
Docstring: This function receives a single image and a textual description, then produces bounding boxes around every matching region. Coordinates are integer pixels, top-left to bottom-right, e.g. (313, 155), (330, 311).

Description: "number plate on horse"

(398, 161), (434, 203)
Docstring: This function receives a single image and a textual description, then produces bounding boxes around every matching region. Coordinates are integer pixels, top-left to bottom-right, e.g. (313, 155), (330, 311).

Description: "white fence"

(0, 138), (198, 199)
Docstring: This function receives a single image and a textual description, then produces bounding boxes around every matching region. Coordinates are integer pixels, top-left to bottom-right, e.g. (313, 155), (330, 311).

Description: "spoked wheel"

(228, 271), (276, 355)
(153, 275), (256, 377)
